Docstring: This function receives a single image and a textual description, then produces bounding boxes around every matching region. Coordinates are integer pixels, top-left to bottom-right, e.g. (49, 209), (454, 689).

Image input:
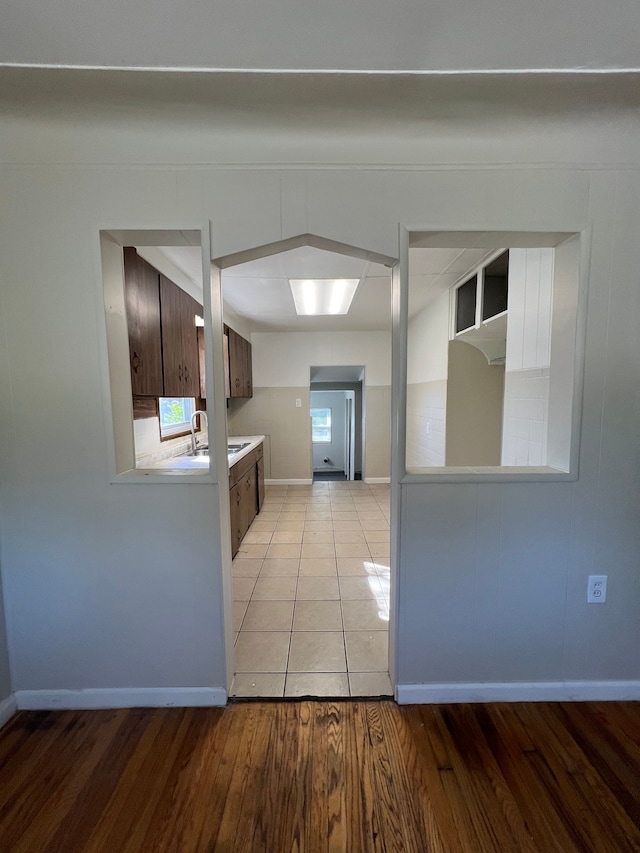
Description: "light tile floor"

(231, 481), (392, 698)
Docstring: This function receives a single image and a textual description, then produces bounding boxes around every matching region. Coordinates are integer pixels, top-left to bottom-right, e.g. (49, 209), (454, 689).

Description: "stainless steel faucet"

(190, 410), (208, 452)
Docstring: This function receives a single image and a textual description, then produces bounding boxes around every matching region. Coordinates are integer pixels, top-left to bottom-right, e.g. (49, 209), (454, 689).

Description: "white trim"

(15, 687), (227, 711)
(364, 477), (391, 484)
(0, 694), (17, 729)
(265, 478), (313, 485)
(396, 680), (640, 705)
(2, 64), (640, 75)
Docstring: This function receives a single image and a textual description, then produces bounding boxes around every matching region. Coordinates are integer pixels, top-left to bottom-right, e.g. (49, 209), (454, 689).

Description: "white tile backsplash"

(133, 416), (208, 467)
(406, 380), (447, 468)
(502, 368), (549, 466)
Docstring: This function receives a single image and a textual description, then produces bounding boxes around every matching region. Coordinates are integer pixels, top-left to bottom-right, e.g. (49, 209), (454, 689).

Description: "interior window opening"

(100, 231), (209, 475)
(405, 232), (583, 477)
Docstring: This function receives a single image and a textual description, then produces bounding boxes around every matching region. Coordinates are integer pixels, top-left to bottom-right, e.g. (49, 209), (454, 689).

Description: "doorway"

(211, 235), (395, 699)
(310, 366), (364, 482)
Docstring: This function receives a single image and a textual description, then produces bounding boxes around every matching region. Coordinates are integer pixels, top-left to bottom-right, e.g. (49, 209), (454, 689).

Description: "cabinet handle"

(131, 352), (142, 372)
(184, 366), (190, 381)
(177, 364), (184, 380)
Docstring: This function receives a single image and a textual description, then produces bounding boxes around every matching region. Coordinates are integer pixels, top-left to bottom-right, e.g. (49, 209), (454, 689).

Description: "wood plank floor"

(0, 701), (639, 852)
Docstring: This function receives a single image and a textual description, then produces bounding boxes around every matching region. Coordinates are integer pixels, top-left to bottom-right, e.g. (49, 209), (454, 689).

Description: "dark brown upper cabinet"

(124, 248), (203, 398)
(197, 327), (207, 399)
(223, 330), (231, 398)
(227, 326), (253, 399)
(242, 334), (253, 397)
(123, 247), (164, 396)
(160, 274), (200, 397)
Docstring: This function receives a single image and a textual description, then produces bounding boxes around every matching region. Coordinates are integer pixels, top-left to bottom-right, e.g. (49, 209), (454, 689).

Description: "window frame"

(159, 396), (197, 441)
(311, 407), (332, 444)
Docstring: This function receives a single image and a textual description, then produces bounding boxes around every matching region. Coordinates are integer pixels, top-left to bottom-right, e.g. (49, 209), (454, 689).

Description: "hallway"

(231, 481), (392, 698)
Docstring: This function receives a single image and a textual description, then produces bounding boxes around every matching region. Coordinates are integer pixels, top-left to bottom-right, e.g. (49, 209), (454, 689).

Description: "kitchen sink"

(228, 442), (251, 454)
(179, 446), (209, 457)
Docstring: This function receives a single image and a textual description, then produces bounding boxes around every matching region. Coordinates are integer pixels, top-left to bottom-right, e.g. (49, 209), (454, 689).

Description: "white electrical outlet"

(295, 398), (301, 408)
(587, 575), (607, 603)
(426, 421), (431, 435)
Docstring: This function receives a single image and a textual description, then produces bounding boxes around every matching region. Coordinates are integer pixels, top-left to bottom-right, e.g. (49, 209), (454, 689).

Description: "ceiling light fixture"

(289, 278), (359, 315)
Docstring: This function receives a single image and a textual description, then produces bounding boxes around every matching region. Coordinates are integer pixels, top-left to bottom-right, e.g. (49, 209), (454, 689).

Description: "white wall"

(2, 1), (640, 70)
(0, 564), (12, 703)
(501, 248), (554, 466)
(445, 341), (504, 466)
(0, 279), (15, 704)
(252, 332), (391, 387)
(227, 331), (391, 480)
(406, 290), (450, 467)
(0, 101), (639, 704)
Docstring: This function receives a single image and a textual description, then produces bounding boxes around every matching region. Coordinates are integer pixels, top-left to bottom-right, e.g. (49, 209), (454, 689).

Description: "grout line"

(235, 483), (390, 698)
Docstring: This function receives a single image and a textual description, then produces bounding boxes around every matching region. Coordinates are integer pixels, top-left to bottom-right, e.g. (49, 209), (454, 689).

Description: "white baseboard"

(265, 478), (313, 486)
(15, 687), (227, 711)
(0, 694), (17, 729)
(365, 477), (391, 484)
(396, 680), (640, 705)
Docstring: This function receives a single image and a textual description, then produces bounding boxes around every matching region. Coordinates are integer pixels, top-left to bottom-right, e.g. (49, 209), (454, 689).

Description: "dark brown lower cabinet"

(257, 454), (265, 510)
(229, 442), (264, 558)
(229, 483), (246, 558)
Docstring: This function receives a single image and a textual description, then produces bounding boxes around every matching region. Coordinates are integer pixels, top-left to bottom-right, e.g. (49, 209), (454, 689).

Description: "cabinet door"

(244, 466), (258, 529)
(160, 275), (201, 397)
(229, 483), (245, 558)
(242, 336), (253, 398)
(228, 327), (245, 398)
(257, 454), (265, 510)
(223, 331), (231, 398)
(159, 274), (183, 396)
(197, 327), (206, 399)
(179, 290), (200, 398)
(123, 248), (163, 396)
(227, 327), (252, 398)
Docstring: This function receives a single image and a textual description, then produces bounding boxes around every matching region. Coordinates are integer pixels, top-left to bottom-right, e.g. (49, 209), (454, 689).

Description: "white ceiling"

(154, 244), (492, 332)
(2, 1), (640, 72)
(221, 246), (390, 332)
(408, 247), (493, 318)
(311, 365), (365, 382)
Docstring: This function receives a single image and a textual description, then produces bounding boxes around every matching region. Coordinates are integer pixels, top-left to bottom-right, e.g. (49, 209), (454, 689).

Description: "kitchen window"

(311, 408), (332, 443)
(159, 397), (196, 439)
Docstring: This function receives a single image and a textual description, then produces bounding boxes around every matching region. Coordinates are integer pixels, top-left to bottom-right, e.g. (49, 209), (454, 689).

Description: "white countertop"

(149, 435), (264, 471)
(227, 435), (265, 467)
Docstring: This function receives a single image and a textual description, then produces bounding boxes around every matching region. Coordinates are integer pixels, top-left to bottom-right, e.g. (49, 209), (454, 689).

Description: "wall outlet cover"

(587, 574), (607, 603)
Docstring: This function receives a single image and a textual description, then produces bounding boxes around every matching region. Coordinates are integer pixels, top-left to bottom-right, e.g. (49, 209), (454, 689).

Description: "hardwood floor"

(0, 701), (639, 852)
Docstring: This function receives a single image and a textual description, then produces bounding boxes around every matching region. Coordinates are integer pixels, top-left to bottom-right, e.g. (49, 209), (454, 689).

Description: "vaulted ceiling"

(154, 244), (493, 333)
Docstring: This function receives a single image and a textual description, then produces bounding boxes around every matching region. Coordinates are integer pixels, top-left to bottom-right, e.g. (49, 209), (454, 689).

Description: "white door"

(344, 391), (355, 480)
